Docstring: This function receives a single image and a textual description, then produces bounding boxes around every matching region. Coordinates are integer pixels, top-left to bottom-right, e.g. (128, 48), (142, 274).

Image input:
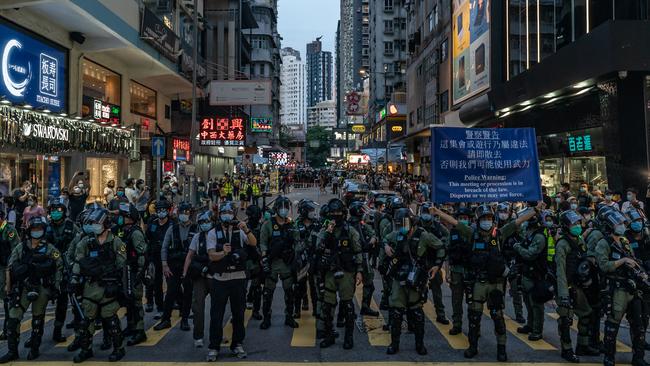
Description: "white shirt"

(125, 187), (138, 204)
(621, 200), (644, 213)
(104, 187), (115, 203)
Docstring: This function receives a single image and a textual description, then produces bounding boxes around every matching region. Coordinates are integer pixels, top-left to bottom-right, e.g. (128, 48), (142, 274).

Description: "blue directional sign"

(152, 136), (165, 157)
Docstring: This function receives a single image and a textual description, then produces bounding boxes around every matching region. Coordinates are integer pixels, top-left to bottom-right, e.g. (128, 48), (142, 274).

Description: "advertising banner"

(199, 116), (246, 146)
(140, 7), (180, 62)
(251, 117), (272, 132)
(452, 0), (490, 104)
(431, 127), (542, 203)
(0, 19), (67, 112)
(209, 80), (272, 106)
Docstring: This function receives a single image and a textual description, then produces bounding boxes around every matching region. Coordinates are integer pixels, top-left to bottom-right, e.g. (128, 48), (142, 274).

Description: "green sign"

(568, 134), (592, 153)
(379, 108), (386, 120)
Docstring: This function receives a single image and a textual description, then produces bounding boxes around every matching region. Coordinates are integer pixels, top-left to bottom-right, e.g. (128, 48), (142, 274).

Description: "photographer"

(205, 201), (256, 361)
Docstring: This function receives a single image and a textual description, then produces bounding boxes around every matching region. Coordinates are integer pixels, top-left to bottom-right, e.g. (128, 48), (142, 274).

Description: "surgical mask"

(220, 214), (234, 223)
(117, 191), (125, 197)
(479, 220), (493, 231)
(200, 223), (213, 232)
(614, 224), (626, 236)
(117, 216), (124, 226)
(28, 200), (34, 206)
(458, 219), (469, 226)
(627, 194), (634, 201)
(498, 212), (509, 221)
(30, 230), (44, 239)
(555, 198), (562, 203)
(399, 226), (409, 235)
(91, 224), (104, 235)
(307, 211), (318, 220)
(157, 211), (168, 219)
(179, 214), (190, 223)
(631, 221), (643, 233)
(579, 187), (586, 193)
(605, 195), (613, 201)
(50, 211), (63, 221)
(570, 203), (578, 210)
(420, 213), (432, 222)
(545, 220), (554, 228)
(82, 224), (94, 234)
(569, 225), (583, 237)
(278, 208), (289, 218)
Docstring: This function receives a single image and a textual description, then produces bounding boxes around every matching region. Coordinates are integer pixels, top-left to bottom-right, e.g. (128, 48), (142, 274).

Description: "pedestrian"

(135, 179), (150, 220)
(622, 187), (645, 212)
(104, 180), (115, 204)
(12, 181), (31, 227)
(22, 195), (45, 231)
(68, 173), (90, 223)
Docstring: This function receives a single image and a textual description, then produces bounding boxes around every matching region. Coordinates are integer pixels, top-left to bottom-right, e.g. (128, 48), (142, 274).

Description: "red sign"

(172, 138), (191, 161)
(199, 117), (246, 146)
(142, 118), (150, 131)
(162, 160), (174, 173)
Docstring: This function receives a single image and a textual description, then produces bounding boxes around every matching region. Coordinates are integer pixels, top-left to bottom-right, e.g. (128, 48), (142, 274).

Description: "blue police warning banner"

(431, 127), (542, 203)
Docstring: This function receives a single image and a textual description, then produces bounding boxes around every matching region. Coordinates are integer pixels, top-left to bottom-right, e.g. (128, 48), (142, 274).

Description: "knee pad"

(31, 316), (45, 336)
(108, 315), (121, 336)
(410, 308), (425, 323)
(487, 290), (505, 310)
(262, 287), (274, 298)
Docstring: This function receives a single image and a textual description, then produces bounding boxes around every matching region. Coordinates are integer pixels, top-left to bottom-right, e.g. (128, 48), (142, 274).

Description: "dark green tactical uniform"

(245, 211), (264, 320)
(72, 232), (127, 362)
(447, 225), (472, 332)
(500, 219), (525, 323)
(513, 226), (548, 340)
(383, 224), (445, 355)
(421, 220), (449, 321)
(316, 222), (362, 349)
(378, 213), (394, 309)
(349, 217), (377, 313)
(2, 238), (62, 362)
(259, 216), (301, 329)
(294, 217), (320, 317)
(627, 220), (650, 353)
(0, 221), (20, 339)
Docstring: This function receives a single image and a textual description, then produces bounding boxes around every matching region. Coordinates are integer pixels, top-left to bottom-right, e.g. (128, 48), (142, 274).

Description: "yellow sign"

(351, 125), (366, 133)
(391, 125), (403, 132)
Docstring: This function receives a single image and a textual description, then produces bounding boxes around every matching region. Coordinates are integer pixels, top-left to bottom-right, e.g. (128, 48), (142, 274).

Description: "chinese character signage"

(140, 7), (180, 62)
(199, 116), (246, 146)
(172, 138), (191, 161)
(568, 134), (592, 153)
(251, 117), (272, 132)
(431, 127), (542, 203)
(269, 151), (289, 166)
(82, 96), (121, 125)
(0, 19), (67, 112)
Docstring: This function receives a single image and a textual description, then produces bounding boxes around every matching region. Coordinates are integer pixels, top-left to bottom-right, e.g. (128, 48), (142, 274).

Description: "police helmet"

(48, 197), (67, 213)
(327, 198), (348, 217)
(197, 210), (212, 224)
(273, 196), (292, 212)
(496, 202), (510, 213)
(246, 205), (262, 221)
(455, 207), (473, 219)
(603, 210), (627, 230)
(118, 202), (140, 222)
(298, 199), (319, 218)
(541, 210), (556, 224)
(394, 208), (415, 231)
(418, 202), (434, 224)
(155, 200), (171, 211)
(348, 201), (366, 218)
(28, 215), (48, 230)
(319, 204), (330, 220)
(86, 208), (111, 229)
(627, 209), (645, 223)
(178, 202), (193, 214)
(597, 205), (615, 221)
(559, 210), (583, 229)
(475, 204), (494, 220)
(219, 201), (235, 214)
(386, 196), (405, 215)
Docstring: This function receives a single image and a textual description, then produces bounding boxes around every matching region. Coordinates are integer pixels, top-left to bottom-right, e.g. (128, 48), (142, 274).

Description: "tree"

(306, 126), (331, 168)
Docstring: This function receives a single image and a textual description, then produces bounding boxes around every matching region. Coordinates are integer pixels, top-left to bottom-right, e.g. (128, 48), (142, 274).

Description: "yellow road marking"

(353, 286), (390, 346)
(18, 315), (55, 334)
(483, 310), (556, 350)
(57, 308), (127, 347)
(137, 312), (181, 346)
(423, 300), (468, 349)
(546, 312), (631, 353)
(291, 310), (317, 347)
(221, 309), (253, 346)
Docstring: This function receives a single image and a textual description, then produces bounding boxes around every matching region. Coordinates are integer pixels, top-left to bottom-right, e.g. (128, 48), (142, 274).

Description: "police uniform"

(421, 220), (449, 322)
(377, 210), (395, 310)
(0, 220), (20, 340)
(447, 225), (472, 333)
(349, 216), (377, 315)
(627, 225), (650, 350)
(245, 217), (264, 319)
(72, 232), (127, 362)
(145, 214), (172, 312)
(500, 219), (525, 323)
(294, 217), (320, 317)
(383, 225), (445, 355)
(259, 216), (301, 329)
(0, 237), (62, 362)
(316, 223), (362, 349)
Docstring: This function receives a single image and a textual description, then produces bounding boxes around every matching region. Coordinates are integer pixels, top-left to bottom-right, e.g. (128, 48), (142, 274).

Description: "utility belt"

(395, 262), (427, 289)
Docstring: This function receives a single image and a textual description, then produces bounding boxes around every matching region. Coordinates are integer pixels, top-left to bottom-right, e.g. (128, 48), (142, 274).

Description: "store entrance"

(540, 156), (608, 195)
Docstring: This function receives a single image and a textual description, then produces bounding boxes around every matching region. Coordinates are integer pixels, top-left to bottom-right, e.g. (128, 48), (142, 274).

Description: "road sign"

(152, 136), (166, 157)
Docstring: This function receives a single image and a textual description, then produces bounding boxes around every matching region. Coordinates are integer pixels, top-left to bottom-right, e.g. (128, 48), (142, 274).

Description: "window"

(384, 19), (394, 33)
(384, 0), (393, 11)
(82, 59), (121, 105)
(385, 84), (394, 98)
(384, 41), (394, 55)
(130, 81), (156, 119)
(440, 38), (448, 61)
(439, 90), (449, 113)
(383, 63), (391, 72)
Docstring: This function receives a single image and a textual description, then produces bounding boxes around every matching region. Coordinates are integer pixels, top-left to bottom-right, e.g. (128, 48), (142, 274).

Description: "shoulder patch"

(7, 231), (14, 239)
(341, 240), (348, 247)
(52, 250), (60, 259)
(273, 225), (279, 230)
(119, 244), (126, 253)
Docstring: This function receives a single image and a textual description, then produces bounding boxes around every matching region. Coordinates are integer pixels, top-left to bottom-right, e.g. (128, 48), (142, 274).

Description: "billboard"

(347, 154), (370, 165)
(209, 80), (272, 106)
(251, 117), (272, 132)
(199, 117), (246, 146)
(269, 152), (289, 166)
(431, 127), (542, 203)
(0, 19), (67, 112)
(452, 0), (490, 104)
(140, 7), (180, 62)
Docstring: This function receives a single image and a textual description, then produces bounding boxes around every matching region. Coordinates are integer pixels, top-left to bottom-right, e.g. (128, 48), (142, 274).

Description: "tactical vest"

(470, 229), (505, 282)
(0, 222), (13, 266)
(46, 219), (75, 252)
(78, 239), (118, 280)
(393, 228), (427, 286)
(448, 228), (471, 266)
(147, 218), (171, 252)
(351, 220), (372, 253)
(268, 218), (294, 261)
(627, 232), (650, 263)
(562, 236), (588, 285)
(168, 223), (196, 265)
(521, 229), (548, 279)
(607, 236), (636, 280)
(121, 224), (144, 267)
(16, 242), (56, 283)
(213, 224), (247, 273)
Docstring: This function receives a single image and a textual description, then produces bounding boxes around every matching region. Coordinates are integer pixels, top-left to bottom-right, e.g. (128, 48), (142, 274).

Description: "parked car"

(343, 180), (370, 206)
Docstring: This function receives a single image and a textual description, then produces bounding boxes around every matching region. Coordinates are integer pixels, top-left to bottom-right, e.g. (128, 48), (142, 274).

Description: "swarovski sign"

(22, 122), (69, 142)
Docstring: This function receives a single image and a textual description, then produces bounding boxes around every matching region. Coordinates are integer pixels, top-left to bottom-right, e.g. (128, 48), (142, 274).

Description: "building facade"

(280, 47), (306, 129)
(306, 38), (333, 108)
(307, 100), (337, 130)
(337, 0), (366, 124)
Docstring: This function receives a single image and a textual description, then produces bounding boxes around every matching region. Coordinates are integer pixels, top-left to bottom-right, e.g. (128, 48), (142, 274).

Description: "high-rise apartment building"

(280, 47), (307, 129)
(306, 38), (333, 108)
(336, 0), (367, 124)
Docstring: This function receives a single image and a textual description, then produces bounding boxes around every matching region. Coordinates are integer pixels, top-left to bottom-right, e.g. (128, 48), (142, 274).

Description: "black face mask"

(332, 214), (345, 226)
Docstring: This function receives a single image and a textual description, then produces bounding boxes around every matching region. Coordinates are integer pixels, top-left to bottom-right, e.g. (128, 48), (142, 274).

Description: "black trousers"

(208, 278), (246, 350)
(54, 290), (68, 327)
(161, 265), (193, 320)
(146, 257), (164, 310)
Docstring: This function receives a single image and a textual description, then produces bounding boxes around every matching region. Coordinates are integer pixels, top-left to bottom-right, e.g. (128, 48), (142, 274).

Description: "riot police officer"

(446, 207), (473, 335)
(294, 199), (321, 318)
(71, 208), (127, 363)
(383, 208), (445, 355)
(419, 202), (450, 325)
(378, 196), (405, 310)
(555, 210), (600, 363)
(0, 210), (19, 341)
(155, 202), (195, 331)
(113, 202), (148, 346)
(348, 201), (379, 317)
(245, 204), (264, 320)
(596, 210), (649, 366)
(433, 203), (538, 361)
(0, 216), (62, 363)
(513, 211), (551, 342)
(145, 200), (173, 313)
(316, 198), (363, 350)
(626, 209), (650, 349)
(497, 202), (526, 324)
(46, 197), (80, 343)
(259, 196), (301, 329)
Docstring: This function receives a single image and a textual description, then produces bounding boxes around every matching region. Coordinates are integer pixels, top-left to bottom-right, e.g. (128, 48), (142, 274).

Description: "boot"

(109, 348), (125, 362)
(0, 319), (20, 364)
(386, 310), (402, 355)
(107, 315), (125, 362)
(603, 320), (619, 366)
(464, 310), (481, 359)
(127, 330), (147, 346)
(342, 301), (354, 350)
(284, 288), (299, 327)
(632, 318), (649, 366)
(260, 288), (273, 330)
(100, 334), (112, 350)
(284, 315), (299, 328)
(53, 325), (67, 343)
(73, 319), (94, 363)
(180, 318), (191, 331)
(251, 311), (263, 320)
(517, 325), (532, 334)
(68, 337), (82, 352)
(497, 344), (508, 362)
(302, 292), (309, 311)
(449, 325), (462, 335)
(153, 319), (171, 331)
(27, 316), (45, 361)
(412, 309), (427, 355)
(73, 349), (94, 363)
(561, 349), (580, 363)
(319, 303), (336, 348)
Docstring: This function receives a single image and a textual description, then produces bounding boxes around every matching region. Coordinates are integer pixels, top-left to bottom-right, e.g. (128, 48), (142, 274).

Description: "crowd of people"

(0, 167), (649, 366)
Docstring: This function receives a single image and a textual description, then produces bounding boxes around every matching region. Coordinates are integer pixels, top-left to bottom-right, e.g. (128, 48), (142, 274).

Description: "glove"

(557, 296), (572, 309)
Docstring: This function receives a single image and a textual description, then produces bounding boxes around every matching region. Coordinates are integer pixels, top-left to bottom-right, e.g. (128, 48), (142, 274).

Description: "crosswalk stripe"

(483, 310), (556, 350)
(222, 309), (254, 346)
(423, 300), (468, 349)
(137, 312), (181, 346)
(546, 312), (632, 353)
(56, 308), (127, 347)
(353, 286), (390, 346)
(291, 310), (317, 347)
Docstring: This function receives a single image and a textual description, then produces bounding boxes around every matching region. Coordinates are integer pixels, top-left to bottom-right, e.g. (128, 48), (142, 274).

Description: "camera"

(230, 252), (242, 265)
(334, 270), (345, 279)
